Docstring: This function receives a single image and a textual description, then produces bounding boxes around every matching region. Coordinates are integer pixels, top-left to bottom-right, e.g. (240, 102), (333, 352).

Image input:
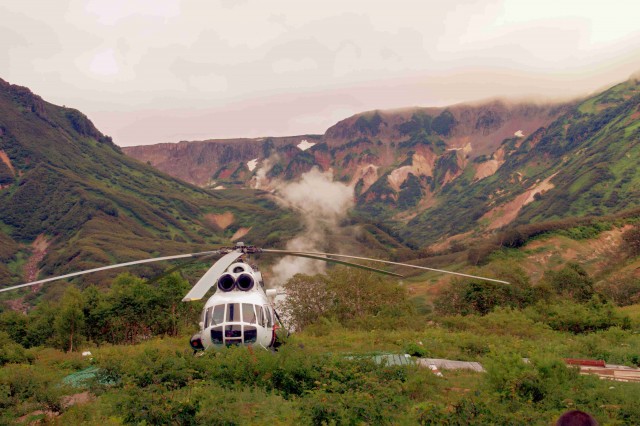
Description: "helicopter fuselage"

(189, 261), (279, 351)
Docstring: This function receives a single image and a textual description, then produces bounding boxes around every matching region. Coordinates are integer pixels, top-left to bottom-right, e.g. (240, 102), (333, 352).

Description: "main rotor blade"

(262, 249), (509, 284)
(266, 251), (404, 278)
(0, 250), (222, 294)
(182, 250), (243, 302)
(147, 253), (219, 285)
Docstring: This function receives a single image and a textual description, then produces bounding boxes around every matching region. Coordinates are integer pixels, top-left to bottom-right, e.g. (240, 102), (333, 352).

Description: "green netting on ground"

(346, 353), (415, 366)
(62, 366), (104, 388)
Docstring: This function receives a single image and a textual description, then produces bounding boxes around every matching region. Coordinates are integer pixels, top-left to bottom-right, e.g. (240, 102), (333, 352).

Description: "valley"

(124, 77), (640, 251)
(0, 75), (639, 425)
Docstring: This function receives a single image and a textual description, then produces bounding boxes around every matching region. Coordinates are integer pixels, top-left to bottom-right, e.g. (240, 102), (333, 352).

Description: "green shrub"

(544, 263), (594, 302)
(525, 297), (626, 334)
(0, 332), (33, 366)
(434, 262), (535, 316)
(622, 225), (640, 257)
(596, 270), (640, 306)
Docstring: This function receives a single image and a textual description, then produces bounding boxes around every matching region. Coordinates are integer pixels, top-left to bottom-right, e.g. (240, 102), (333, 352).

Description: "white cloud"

(85, 0), (181, 25)
(89, 48), (119, 76)
(272, 57), (317, 74)
(188, 72), (228, 93)
(1, 0), (640, 145)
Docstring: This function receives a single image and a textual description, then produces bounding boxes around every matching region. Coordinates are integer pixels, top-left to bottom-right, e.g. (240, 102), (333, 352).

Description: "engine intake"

(236, 273), (255, 291)
(217, 273), (236, 292)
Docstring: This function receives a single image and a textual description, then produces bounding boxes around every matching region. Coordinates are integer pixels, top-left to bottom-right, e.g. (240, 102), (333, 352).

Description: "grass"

(2, 303), (639, 425)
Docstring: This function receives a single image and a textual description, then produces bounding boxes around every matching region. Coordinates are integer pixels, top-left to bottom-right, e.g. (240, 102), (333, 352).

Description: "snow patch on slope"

(297, 139), (315, 151)
(247, 158), (258, 171)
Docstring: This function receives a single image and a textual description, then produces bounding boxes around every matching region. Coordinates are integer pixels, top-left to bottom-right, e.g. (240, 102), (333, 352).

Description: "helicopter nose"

(210, 322), (258, 345)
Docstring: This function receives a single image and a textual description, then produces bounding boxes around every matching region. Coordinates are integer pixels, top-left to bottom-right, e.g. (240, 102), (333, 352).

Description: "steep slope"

(403, 78), (640, 246)
(123, 135), (322, 186)
(123, 77), (640, 249)
(0, 78), (298, 288)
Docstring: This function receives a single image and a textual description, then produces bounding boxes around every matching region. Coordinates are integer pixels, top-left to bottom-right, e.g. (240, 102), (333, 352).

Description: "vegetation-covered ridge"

(1, 209), (639, 424)
(402, 78), (640, 246)
(0, 78), (300, 290)
(125, 76), (640, 250)
(1, 261), (639, 424)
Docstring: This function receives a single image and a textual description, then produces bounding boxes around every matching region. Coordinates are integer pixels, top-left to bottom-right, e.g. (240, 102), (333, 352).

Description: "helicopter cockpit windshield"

(205, 302), (273, 346)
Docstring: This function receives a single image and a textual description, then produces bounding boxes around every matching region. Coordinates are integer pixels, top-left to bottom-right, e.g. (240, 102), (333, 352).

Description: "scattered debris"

(416, 358), (486, 373)
(428, 364), (444, 377)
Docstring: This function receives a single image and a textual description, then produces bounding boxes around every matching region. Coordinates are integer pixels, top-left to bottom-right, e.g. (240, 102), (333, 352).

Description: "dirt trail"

(0, 149), (16, 174)
(482, 173), (557, 230)
(231, 227), (251, 241)
(16, 392), (95, 423)
(23, 234), (50, 283)
(205, 212), (234, 229)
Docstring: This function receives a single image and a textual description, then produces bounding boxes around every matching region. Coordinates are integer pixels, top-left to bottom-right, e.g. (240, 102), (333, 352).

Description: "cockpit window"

(264, 305), (273, 328)
(256, 305), (264, 327)
(242, 303), (256, 324)
(211, 305), (225, 326)
(226, 303), (240, 322)
(204, 307), (212, 328)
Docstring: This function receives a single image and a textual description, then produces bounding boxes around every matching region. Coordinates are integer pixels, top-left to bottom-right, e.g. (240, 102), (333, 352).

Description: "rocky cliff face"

(125, 100), (564, 187)
(124, 100), (566, 207)
(123, 136), (321, 186)
(123, 78), (640, 247)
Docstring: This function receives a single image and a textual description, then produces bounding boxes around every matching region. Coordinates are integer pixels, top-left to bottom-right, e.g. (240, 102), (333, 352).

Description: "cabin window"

(204, 307), (213, 328)
(211, 305), (225, 326)
(225, 324), (242, 345)
(244, 326), (257, 343)
(264, 306), (273, 328)
(256, 305), (264, 327)
(226, 303), (240, 322)
(242, 303), (256, 324)
(211, 326), (223, 344)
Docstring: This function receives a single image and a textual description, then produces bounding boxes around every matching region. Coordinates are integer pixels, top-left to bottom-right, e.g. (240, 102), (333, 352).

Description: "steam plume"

(252, 155), (279, 190)
(269, 167), (354, 286)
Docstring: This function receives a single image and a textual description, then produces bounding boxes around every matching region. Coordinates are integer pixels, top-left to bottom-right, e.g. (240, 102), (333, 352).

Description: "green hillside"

(1, 227), (639, 424)
(125, 77), (639, 250)
(400, 78), (640, 245)
(0, 78), (299, 290)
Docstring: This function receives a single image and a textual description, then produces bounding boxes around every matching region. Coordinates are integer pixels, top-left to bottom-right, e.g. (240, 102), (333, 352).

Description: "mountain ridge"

(0, 78), (299, 290)
(123, 78), (639, 249)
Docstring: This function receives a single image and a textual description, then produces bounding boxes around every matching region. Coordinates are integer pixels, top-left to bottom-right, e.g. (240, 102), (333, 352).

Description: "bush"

(485, 351), (578, 404)
(596, 270), (640, 306)
(0, 332), (34, 366)
(281, 268), (412, 331)
(434, 261), (535, 316)
(524, 297), (627, 334)
(622, 225), (640, 257)
(543, 263), (594, 303)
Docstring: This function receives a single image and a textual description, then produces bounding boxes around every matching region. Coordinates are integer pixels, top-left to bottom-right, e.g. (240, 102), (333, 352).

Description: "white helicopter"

(0, 242), (508, 351)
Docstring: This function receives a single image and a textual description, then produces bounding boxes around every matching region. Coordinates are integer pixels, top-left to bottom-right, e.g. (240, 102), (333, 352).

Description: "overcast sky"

(2, 0), (640, 146)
